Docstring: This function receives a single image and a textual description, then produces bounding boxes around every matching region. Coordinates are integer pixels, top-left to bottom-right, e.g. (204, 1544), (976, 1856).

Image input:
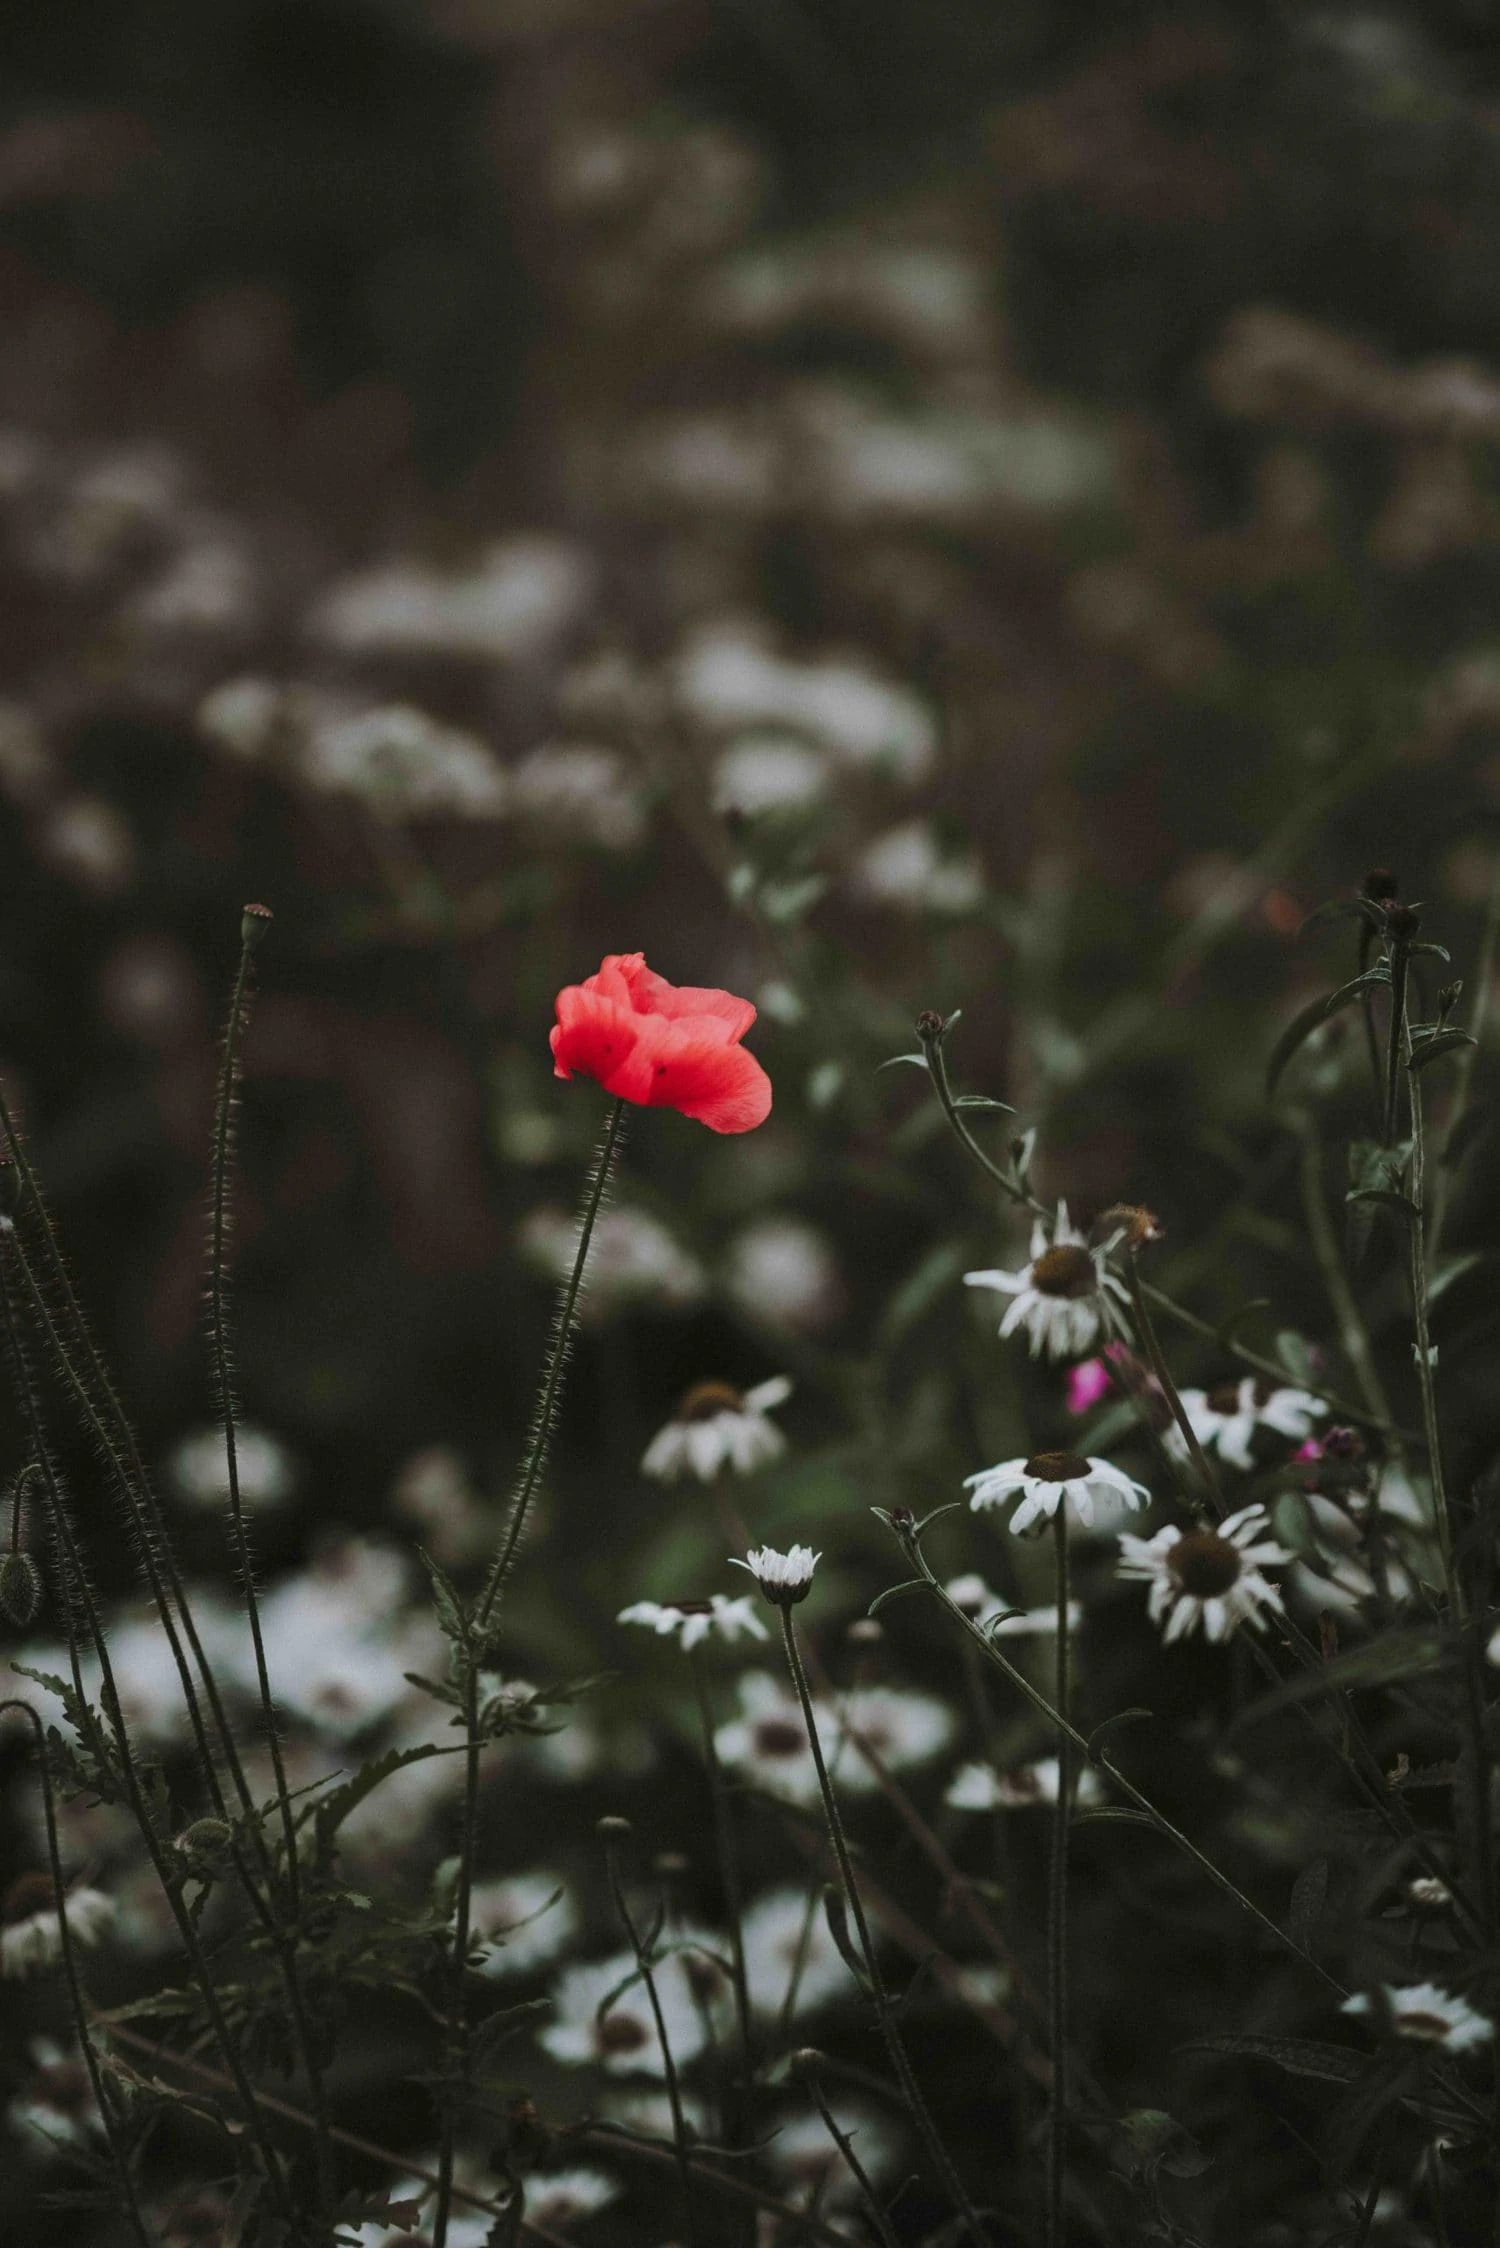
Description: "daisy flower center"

(1394, 2010), (1454, 2042)
(1023, 1450), (1092, 1482)
(677, 1379), (746, 1420)
(1168, 1531), (1244, 1598)
(1031, 1245), (1098, 1299)
(753, 1718), (808, 1760)
(1205, 1381), (1242, 1414)
(3, 1872), (55, 1924)
(598, 2013), (650, 2055)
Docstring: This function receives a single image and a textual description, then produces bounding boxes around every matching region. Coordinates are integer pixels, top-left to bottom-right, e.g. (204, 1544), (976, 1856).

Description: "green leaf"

(1266, 968), (1391, 1096)
(1288, 1858), (1329, 1952)
(1297, 897), (1386, 937)
(1235, 1626), (1452, 1725)
(1345, 1187), (1420, 1220)
(952, 1094), (1015, 1114)
(1085, 1708), (1153, 1767)
(309, 1743), (463, 1846)
(1408, 1028), (1478, 1074)
(1273, 1329), (1321, 1387)
(1179, 2033), (1367, 2086)
(868, 1578), (926, 1618)
(1271, 1488), (1319, 1563)
(419, 1551), (468, 1647)
(1409, 941), (1452, 962)
(877, 1052), (929, 1074)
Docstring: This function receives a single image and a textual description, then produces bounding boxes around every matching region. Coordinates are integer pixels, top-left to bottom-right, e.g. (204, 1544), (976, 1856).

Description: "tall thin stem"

(1047, 1507), (1071, 2248)
(602, 1825), (698, 2244)
(1428, 858), (1500, 1257)
(433, 1097), (625, 2248)
(776, 1606), (986, 2245)
(1405, 1062), (1458, 1616)
(688, 1649), (756, 2074)
(0, 1700), (152, 2248)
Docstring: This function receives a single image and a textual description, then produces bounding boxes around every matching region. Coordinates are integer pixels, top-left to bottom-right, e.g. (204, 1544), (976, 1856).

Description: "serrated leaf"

(309, 1743), (461, 1846)
(1408, 1029), (1478, 1073)
(1266, 969), (1391, 1096)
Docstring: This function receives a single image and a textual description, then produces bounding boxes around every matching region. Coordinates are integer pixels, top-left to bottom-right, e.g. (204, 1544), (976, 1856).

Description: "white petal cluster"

(617, 1593), (769, 1651)
(945, 1759), (1103, 1811)
(1, 1884), (115, 1979)
(966, 1453), (1149, 1537)
(540, 1950), (710, 2076)
(1169, 1378), (1326, 1471)
(733, 1543), (820, 1604)
(740, 1886), (861, 2019)
(1118, 1504), (1290, 1643)
(1342, 1982), (1492, 2053)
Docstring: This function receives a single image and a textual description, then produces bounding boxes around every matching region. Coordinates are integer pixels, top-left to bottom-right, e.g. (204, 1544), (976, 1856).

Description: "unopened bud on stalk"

(240, 902), (273, 951)
(175, 1817), (234, 1860)
(1385, 903), (1422, 940)
(0, 1552), (41, 1628)
(1093, 1203), (1164, 1255)
(789, 2046), (827, 2079)
(890, 1506), (916, 1534)
(1362, 867), (1399, 902)
(915, 1010), (945, 1040)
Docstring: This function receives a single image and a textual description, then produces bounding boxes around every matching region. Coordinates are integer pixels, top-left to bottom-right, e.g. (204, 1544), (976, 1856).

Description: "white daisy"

(470, 1873), (578, 1980)
(766, 2099), (901, 2210)
(732, 1543), (820, 1607)
(966, 1451), (1149, 1536)
(526, 2168), (622, 2229)
(1342, 1982), (1492, 2053)
(944, 1576), (1082, 1634)
(964, 1204), (1126, 1362)
(1405, 1877), (1454, 1913)
(5, 2036), (100, 2154)
(945, 1758), (1103, 1811)
(1169, 1378), (1327, 1472)
(617, 1593), (769, 1650)
(1118, 1504), (1291, 1643)
(714, 1673), (821, 1804)
(540, 1949), (710, 2077)
(167, 1423), (295, 1511)
(1, 1876), (114, 1978)
(834, 1684), (956, 1780)
(741, 1886), (858, 2019)
(641, 1377), (792, 1483)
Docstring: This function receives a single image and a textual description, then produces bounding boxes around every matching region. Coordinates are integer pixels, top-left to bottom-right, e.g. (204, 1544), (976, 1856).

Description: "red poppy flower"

(551, 953), (772, 1133)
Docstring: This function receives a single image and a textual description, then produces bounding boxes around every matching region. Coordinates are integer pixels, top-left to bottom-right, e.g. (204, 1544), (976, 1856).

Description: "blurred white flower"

(521, 1204), (705, 1317)
(37, 796), (135, 897)
(128, 521), (257, 635)
(541, 1949), (709, 2077)
(511, 742), (646, 850)
(965, 1204), (1126, 1362)
(167, 1424), (295, 1512)
(309, 535), (592, 665)
(1169, 1378), (1326, 1472)
(641, 1376), (791, 1482)
(712, 733), (829, 817)
(722, 1216), (841, 1333)
(715, 1672), (819, 1804)
(945, 1759), (1103, 1811)
(944, 1576), (1082, 1634)
(5, 2037), (101, 2156)
(1118, 1505), (1290, 1644)
(765, 2098), (900, 2209)
(527, 2168), (622, 2229)
(301, 704), (508, 822)
(851, 821), (983, 915)
(1, 1876), (114, 1978)
(389, 1445), (492, 1568)
(740, 1886), (858, 2020)
(617, 1594), (769, 1650)
(966, 1451), (1148, 1537)
(1343, 1982), (1492, 2053)
(835, 1684), (956, 1777)
(252, 1537), (422, 1738)
(674, 619), (935, 782)
(470, 1872), (578, 1980)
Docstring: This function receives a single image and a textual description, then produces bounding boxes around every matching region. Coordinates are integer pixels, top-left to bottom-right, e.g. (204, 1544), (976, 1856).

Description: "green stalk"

(1404, 1061), (1458, 1617)
(688, 1649), (756, 2075)
(797, 2055), (902, 2248)
(601, 1823), (698, 2244)
(0, 1699), (153, 2248)
(1428, 858), (1500, 1258)
(433, 1097), (625, 2248)
(776, 1605), (986, 2245)
(1047, 1506), (1072, 2248)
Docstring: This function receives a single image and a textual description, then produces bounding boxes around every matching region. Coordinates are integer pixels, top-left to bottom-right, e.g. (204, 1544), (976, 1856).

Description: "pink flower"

(551, 953), (772, 1134)
(1066, 1358), (1111, 1414)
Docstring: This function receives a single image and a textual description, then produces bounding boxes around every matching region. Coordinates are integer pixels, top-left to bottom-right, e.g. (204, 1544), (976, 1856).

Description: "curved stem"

(0, 1700), (152, 2248)
(777, 1607), (986, 2245)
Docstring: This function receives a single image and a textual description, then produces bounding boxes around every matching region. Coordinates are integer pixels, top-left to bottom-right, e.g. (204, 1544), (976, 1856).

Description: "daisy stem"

(1047, 1508), (1071, 2248)
(0, 1699), (153, 2248)
(798, 2055), (902, 2248)
(1383, 922), (1414, 1149)
(436, 1096), (625, 2248)
(688, 1649), (757, 2078)
(895, 1537), (1348, 1998)
(601, 1825), (699, 2246)
(1427, 855), (1500, 1259)
(1403, 1058), (1460, 1620)
(776, 1607), (987, 2245)
(1120, 1254), (1222, 1514)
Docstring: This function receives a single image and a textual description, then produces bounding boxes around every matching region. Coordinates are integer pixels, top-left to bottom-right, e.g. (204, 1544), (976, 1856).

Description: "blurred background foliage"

(1, 2), (1500, 2240)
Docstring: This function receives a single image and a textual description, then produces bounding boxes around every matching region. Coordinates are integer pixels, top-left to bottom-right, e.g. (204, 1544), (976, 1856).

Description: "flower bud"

(1362, 867), (1399, 902)
(0, 1552), (41, 1629)
(915, 1010), (944, 1040)
(1385, 903), (1422, 941)
(174, 1817), (234, 1862)
(240, 902), (274, 951)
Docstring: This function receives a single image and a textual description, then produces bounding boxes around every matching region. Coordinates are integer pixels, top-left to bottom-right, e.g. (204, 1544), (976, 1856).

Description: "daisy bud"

(789, 2046), (827, 2079)
(915, 1010), (945, 1040)
(890, 1507), (916, 1534)
(175, 1817), (234, 1862)
(240, 901), (274, 951)
(1385, 903), (1422, 940)
(1362, 867), (1399, 902)
(0, 1552), (41, 1629)
(1438, 980), (1463, 1025)
(732, 1543), (820, 1606)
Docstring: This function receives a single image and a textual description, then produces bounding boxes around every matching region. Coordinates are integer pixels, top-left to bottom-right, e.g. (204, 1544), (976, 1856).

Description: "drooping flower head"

(966, 1451), (1149, 1536)
(551, 952), (771, 1132)
(617, 1593), (769, 1650)
(640, 1376), (791, 1482)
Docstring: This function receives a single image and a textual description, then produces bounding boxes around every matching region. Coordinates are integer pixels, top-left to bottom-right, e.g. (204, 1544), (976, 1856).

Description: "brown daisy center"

(1023, 1450), (1092, 1483)
(3, 1871), (56, 1925)
(1031, 1245), (1098, 1299)
(598, 2012), (650, 2055)
(1394, 2010), (1453, 2042)
(753, 1718), (808, 1760)
(1168, 1531), (1244, 1598)
(1205, 1381), (1243, 1415)
(682, 1949), (728, 2004)
(677, 1379), (745, 1421)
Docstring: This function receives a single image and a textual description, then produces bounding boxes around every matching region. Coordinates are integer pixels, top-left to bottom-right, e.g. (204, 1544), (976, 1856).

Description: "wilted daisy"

(733, 1543), (820, 1607)
(945, 1759), (1103, 1811)
(617, 1593), (769, 1650)
(1169, 1377), (1327, 1472)
(641, 1376), (792, 1482)
(470, 1873), (578, 1980)
(966, 1451), (1149, 1536)
(1, 1874), (114, 1978)
(540, 1949), (710, 2076)
(965, 1204), (1127, 1361)
(1118, 1504), (1290, 1643)
(741, 1886), (858, 2019)
(1342, 1982), (1492, 2053)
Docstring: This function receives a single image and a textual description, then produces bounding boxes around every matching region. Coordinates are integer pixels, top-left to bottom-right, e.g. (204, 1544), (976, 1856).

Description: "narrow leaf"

(1266, 970), (1391, 1096)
